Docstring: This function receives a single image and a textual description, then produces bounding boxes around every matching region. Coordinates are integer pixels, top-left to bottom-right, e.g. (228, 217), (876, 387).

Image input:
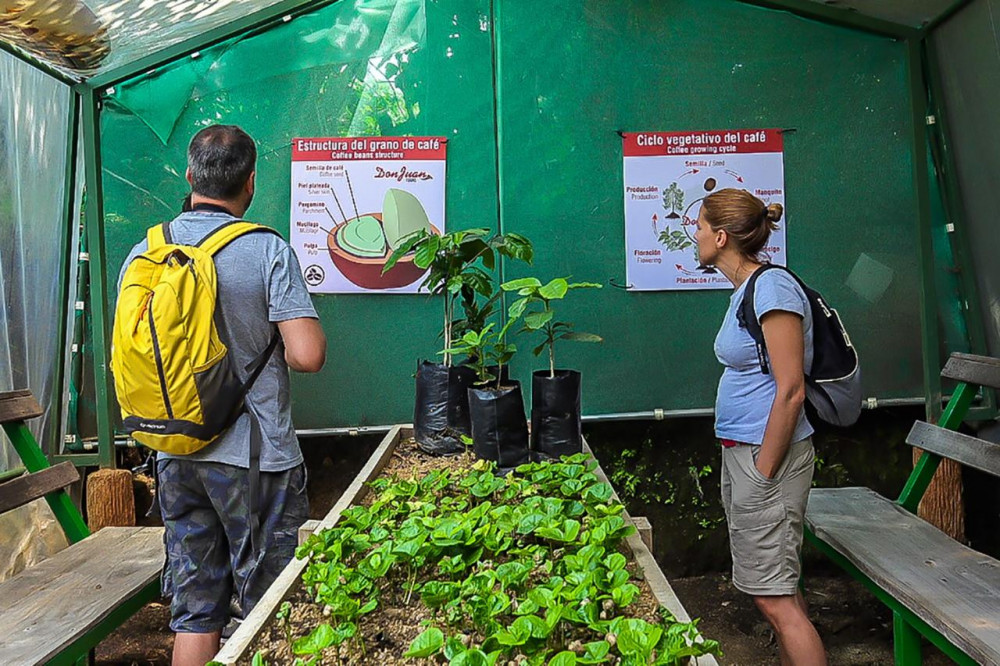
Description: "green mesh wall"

(497, 0), (927, 414)
(97, 0), (962, 428)
(100, 0), (497, 428)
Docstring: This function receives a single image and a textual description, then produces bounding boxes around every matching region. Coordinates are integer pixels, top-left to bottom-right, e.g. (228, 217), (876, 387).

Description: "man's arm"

(277, 317), (326, 373)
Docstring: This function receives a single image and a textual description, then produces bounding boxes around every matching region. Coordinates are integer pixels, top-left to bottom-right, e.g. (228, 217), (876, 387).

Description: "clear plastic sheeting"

(931, 0), (1000, 357)
(0, 0), (109, 76)
(86, 0), (293, 76)
(0, 0), (295, 79)
(0, 49), (73, 579)
(0, 502), (69, 583)
(110, 0), (426, 144)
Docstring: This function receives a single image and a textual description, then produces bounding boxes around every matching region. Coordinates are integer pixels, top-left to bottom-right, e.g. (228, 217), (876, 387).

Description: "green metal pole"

(0, 466), (26, 483)
(490, 0), (508, 313)
(893, 612), (923, 665)
(1, 422), (89, 542)
(897, 380), (977, 512)
(51, 91), (81, 459)
(80, 87), (116, 469)
(906, 37), (943, 424)
(52, 453), (101, 467)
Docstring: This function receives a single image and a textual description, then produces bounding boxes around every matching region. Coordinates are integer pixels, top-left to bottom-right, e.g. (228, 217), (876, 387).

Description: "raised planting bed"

(214, 426), (720, 665)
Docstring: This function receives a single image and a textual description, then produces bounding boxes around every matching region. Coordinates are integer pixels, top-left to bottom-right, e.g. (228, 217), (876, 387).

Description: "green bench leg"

(894, 612), (922, 666)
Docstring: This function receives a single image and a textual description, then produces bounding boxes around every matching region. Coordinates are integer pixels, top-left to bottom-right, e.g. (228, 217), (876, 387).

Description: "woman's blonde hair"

(701, 188), (783, 259)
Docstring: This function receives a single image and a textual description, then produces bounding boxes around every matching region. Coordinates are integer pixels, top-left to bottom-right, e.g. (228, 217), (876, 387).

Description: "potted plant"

(384, 229), (532, 455)
(443, 319), (529, 471)
(501, 277), (603, 461)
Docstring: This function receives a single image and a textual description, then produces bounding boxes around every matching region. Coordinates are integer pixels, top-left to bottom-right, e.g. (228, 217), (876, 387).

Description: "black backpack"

(737, 264), (862, 427)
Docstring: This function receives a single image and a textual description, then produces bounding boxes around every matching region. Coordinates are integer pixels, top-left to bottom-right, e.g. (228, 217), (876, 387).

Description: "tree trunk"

(914, 449), (965, 541)
(85, 468), (135, 531)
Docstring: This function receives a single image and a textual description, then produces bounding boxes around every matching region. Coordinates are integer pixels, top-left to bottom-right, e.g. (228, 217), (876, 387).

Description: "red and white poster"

(622, 129), (786, 291)
(290, 136), (447, 294)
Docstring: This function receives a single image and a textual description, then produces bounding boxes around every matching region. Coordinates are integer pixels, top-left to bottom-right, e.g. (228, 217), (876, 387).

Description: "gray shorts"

(721, 438), (814, 596)
(157, 459), (310, 633)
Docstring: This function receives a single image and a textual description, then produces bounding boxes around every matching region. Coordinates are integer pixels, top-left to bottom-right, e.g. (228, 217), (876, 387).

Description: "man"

(118, 125), (326, 666)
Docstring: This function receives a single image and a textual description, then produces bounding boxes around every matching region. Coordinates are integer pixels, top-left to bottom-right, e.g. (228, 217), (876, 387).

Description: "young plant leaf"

(501, 277), (542, 292)
(383, 229), (429, 274)
(538, 278), (569, 300)
(452, 648), (491, 666)
(524, 310), (555, 331)
(414, 234), (441, 268)
(404, 627), (445, 658)
(292, 623), (335, 655)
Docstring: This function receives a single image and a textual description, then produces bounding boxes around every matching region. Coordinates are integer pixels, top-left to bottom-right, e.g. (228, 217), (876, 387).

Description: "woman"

(694, 189), (826, 665)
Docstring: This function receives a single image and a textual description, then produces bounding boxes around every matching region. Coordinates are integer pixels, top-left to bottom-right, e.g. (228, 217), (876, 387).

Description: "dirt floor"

(672, 574), (951, 666)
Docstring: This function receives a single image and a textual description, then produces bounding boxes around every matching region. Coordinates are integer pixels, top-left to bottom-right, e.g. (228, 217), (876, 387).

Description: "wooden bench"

(805, 353), (1000, 666)
(0, 389), (164, 665)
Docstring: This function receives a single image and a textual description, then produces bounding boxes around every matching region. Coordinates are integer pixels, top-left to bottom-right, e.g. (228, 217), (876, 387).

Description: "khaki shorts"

(721, 438), (814, 596)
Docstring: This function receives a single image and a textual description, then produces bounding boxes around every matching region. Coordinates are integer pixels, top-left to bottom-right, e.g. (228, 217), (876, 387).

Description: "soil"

(242, 437), (668, 665)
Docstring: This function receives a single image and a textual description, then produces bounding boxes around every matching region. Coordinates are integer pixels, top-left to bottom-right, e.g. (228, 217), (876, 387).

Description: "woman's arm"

(755, 310), (807, 479)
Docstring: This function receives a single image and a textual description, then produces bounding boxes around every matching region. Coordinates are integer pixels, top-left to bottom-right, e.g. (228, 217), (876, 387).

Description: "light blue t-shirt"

(118, 210), (319, 472)
(714, 268), (814, 445)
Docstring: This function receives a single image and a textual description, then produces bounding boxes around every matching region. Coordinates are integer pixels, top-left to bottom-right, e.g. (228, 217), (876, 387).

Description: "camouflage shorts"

(156, 458), (310, 633)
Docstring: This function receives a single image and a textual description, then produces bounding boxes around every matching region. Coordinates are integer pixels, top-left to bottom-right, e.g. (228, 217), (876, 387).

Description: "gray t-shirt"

(713, 268), (814, 445)
(118, 210), (318, 472)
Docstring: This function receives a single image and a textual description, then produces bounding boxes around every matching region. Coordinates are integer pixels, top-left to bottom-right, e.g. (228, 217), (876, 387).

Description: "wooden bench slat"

(0, 462), (80, 514)
(806, 487), (1000, 664)
(906, 421), (1000, 477)
(0, 526), (164, 665)
(0, 390), (44, 425)
(942, 352), (1000, 390)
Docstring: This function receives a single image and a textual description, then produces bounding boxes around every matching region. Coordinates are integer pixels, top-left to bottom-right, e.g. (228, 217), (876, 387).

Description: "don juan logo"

(373, 165), (434, 182)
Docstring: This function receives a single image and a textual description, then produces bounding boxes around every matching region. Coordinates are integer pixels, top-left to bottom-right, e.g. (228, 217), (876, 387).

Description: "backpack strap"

(736, 263), (786, 375)
(146, 223), (169, 249)
(197, 221), (282, 256)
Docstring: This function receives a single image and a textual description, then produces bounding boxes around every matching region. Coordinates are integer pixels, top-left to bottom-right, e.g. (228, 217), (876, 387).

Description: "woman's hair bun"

(765, 203), (784, 224)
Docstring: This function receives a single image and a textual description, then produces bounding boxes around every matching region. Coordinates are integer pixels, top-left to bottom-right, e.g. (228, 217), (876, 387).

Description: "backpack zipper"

(147, 294), (174, 419)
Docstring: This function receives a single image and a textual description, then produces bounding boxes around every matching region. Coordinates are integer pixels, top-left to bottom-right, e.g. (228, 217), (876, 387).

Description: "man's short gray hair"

(187, 125), (257, 200)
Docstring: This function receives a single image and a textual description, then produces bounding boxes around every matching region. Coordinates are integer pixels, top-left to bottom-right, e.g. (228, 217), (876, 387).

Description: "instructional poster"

(290, 136), (447, 294)
(622, 129), (786, 291)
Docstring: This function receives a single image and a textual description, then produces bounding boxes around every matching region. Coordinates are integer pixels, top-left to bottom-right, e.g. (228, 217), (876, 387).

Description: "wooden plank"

(582, 441), (702, 627)
(215, 425), (407, 665)
(806, 487), (1000, 664)
(906, 421), (1000, 477)
(0, 461), (79, 514)
(584, 442), (717, 664)
(0, 526), (164, 665)
(298, 518), (321, 546)
(218, 429), (716, 665)
(632, 516), (653, 552)
(0, 390), (44, 424)
(942, 352), (1000, 390)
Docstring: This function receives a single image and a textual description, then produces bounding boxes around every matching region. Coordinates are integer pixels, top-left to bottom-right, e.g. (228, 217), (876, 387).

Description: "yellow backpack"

(112, 221), (281, 454)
